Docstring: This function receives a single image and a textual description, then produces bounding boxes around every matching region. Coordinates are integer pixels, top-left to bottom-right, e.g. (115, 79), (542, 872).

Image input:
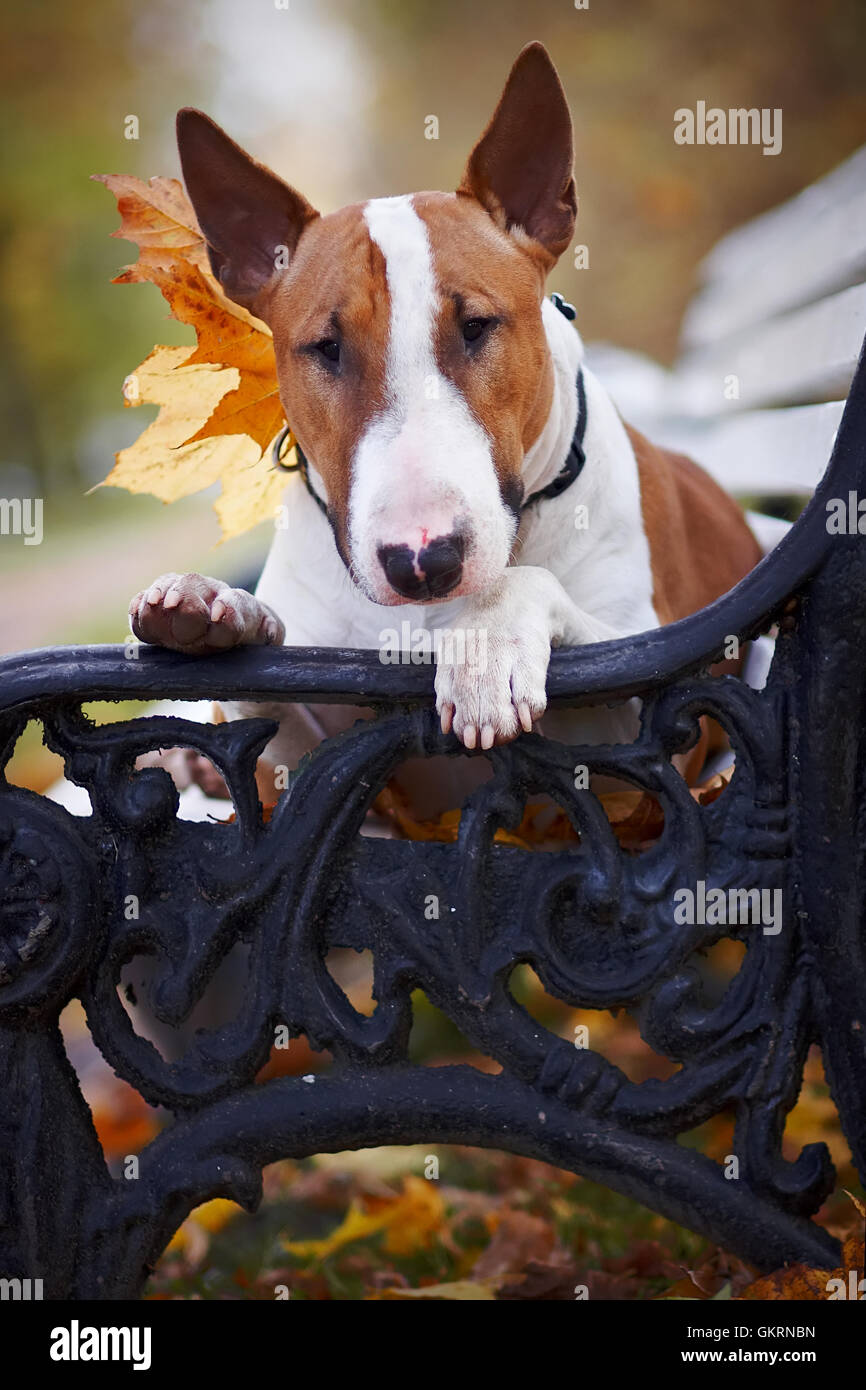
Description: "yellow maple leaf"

(284, 1177), (446, 1261)
(166, 1197), (240, 1253)
(379, 1175), (446, 1255)
(96, 344), (278, 513)
(94, 173), (293, 540)
(284, 1201), (391, 1262)
(370, 1279), (500, 1300)
(136, 260), (285, 455)
(92, 173), (211, 278)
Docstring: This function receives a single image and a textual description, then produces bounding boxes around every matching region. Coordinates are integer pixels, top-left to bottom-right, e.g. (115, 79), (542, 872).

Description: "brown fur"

(176, 47), (579, 563)
(262, 191), (557, 537)
(261, 204), (391, 550)
(457, 43), (577, 265)
(184, 46), (762, 807)
(419, 192), (553, 498)
(626, 424), (763, 626)
(626, 425), (763, 782)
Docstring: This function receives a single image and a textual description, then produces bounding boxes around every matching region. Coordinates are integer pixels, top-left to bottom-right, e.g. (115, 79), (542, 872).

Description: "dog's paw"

(435, 624), (550, 750)
(129, 573), (284, 655)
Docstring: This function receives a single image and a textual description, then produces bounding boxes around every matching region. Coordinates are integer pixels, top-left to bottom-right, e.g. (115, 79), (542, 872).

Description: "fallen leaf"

(165, 1197), (241, 1258)
(371, 1279), (500, 1300)
(497, 1259), (582, 1301)
(284, 1200), (387, 1262)
(91, 1080), (158, 1159)
(191, 1198), (242, 1234)
(283, 1176), (446, 1261)
(844, 1189), (866, 1219)
(657, 1246), (756, 1300)
(373, 764), (734, 852)
(738, 1264), (838, 1300)
(472, 1209), (556, 1279)
(738, 1215), (864, 1301)
(371, 1176), (447, 1256)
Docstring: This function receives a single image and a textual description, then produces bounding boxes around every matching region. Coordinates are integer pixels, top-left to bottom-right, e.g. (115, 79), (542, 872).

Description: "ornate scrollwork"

(6, 348), (866, 1294)
(0, 625), (850, 1298)
(0, 791), (96, 1023)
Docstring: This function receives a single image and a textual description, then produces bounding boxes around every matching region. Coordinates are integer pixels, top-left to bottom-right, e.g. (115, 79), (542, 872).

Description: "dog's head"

(177, 42), (576, 605)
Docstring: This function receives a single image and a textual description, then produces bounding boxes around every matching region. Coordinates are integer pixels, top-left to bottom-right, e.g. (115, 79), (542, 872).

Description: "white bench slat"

(590, 156), (863, 502)
(744, 511), (792, 554)
(586, 343), (673, 427)
(650, 400), (844, 496)
(682, 184), (866, 350)
(696, 145), (866, 287)
(671, 282), (866, 416)
(588, 351), (844, 497)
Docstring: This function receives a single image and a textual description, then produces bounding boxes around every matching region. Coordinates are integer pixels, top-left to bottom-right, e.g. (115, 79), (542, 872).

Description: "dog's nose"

(377, 531), (465, 599)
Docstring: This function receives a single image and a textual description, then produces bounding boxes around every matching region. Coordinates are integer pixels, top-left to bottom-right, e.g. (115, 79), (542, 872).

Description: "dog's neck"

(519, 296), (584, 500)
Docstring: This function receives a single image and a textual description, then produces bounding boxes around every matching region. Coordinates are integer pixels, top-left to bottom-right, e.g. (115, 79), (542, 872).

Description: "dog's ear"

(176, 108), (319, 315)
(458, 43), (576, 265)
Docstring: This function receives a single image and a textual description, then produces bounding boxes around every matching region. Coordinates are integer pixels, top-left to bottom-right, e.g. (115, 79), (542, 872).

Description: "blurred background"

(1, 0), (864, 1297)
(2, 0), (866, 659)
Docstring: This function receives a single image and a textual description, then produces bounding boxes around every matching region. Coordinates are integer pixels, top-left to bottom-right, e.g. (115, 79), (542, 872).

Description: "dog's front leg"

(435, 565), (625, 750)
(129, 572), (284, 655)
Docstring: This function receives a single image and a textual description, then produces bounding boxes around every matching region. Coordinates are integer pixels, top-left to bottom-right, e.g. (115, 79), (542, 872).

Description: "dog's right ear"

(177, 108), (319, 316)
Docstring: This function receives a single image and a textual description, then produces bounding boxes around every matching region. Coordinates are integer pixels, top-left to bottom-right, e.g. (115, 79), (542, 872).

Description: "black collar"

(271, 294), (587, 517)
(520, 365), (587, 510)
(272, 425), (330, 518)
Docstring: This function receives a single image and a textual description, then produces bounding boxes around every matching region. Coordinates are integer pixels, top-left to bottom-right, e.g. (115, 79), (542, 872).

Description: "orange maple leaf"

(94, 172), (293, 539)
(92, 173), (211, 278)
(738, 1195), (865, 1301)
(136, 259), (285, 454)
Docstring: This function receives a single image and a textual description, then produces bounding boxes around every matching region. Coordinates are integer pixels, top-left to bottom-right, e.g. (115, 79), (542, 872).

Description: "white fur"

(249, 289), (659, 751)
(520, 296), (580, 498)
(123, 194), (662, 758)
(348, 195), (516, 603)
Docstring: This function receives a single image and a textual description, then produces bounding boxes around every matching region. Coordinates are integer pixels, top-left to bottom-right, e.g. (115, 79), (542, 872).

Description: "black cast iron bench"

(1, 151), (865, 1299)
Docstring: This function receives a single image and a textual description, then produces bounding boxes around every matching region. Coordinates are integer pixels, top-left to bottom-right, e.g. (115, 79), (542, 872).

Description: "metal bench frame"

(2, 344), (865, 1299)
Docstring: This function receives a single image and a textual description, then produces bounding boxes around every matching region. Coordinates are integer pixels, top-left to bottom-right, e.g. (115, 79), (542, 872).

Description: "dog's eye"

(462, 317), (491, 344)
(314, 338), (340, 363)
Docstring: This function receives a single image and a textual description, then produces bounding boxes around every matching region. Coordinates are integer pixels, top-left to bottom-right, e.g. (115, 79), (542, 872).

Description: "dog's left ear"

(177, 108), (319, 317)
(458, 42), (576, 266)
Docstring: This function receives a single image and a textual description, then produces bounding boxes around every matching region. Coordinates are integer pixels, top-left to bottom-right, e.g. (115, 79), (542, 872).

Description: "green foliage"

(0, 0), (205, 492)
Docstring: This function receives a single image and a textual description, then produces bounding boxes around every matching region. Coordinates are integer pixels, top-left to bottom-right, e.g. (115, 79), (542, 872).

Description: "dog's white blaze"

(350, 194), (515, 602)
(364, 195), (438, 419)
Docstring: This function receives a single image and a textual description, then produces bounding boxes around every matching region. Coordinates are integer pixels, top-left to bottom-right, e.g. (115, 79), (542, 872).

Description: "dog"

(129, 42), (762, 820)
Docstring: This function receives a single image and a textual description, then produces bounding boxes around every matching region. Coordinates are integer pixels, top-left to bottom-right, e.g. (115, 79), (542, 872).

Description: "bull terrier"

(129, 42), (761, 816)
